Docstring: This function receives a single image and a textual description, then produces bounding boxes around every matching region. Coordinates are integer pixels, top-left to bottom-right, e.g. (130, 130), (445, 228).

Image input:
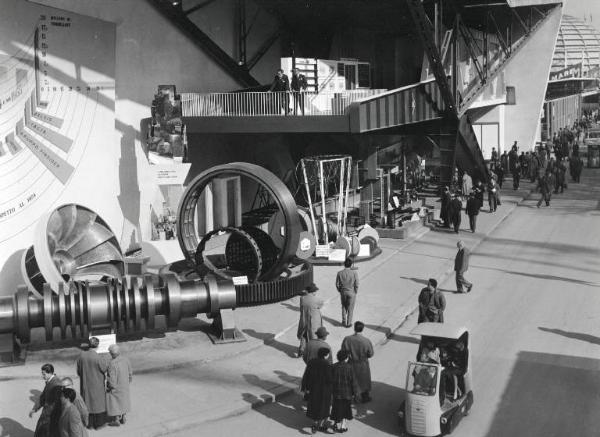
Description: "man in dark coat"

(297, 283), (324, 357)
(291, 67), (308, 115)
(341, 321), (374, 403)
(440, 186), (451, 228)
(269, 68), (290, 114)
(106, 344), (132, 427)
(509, 144), (520, 189)
(304, 327), (333, 365)
(449, 193), (462, 233)
(465, 192), (479, 233)
(536, 171), (552, 207)
(454, 240), (472, 293)
(76, 337), (109, 429)
(335, 258), (359, 327)
(301, 347), (333, 433)
(418, 278), (446, 323)
(30, 363), (62, 437)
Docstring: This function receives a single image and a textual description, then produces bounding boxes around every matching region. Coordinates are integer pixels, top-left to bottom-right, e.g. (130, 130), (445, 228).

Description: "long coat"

(76, 350), (109, 414)
(341, 333), (374, 393)
(301, 358), (333, 421)
(106, 356), (132, 416)
(34, 375), (63, 437)
(297, 293), (324, 342)
(58, 403), (88, 437)
(454, 247), (470, 273)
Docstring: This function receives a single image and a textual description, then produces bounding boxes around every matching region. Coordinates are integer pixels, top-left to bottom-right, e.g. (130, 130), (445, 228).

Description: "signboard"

(232, 276), (248, 285)
(92, 333), (116, 354)
(358, 244), (370, 257)
(315, 245), (330, 258)
(328, 248), (347, 262)
(153, 163), (192, 185)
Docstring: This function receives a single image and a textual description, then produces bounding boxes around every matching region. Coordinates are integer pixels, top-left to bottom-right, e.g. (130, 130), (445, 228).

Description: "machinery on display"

(298, 155), (381, 261)
(0, 163), (313, 364)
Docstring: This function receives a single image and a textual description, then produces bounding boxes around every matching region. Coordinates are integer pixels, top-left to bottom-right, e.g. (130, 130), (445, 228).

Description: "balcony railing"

(181, 89), (387, 117)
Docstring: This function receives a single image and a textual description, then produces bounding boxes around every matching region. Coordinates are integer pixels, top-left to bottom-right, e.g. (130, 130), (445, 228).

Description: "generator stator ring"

(177, 163), (301, 281)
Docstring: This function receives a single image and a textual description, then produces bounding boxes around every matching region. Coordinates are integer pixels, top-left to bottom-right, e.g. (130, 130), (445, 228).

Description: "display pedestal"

(207, 310), (246, 344)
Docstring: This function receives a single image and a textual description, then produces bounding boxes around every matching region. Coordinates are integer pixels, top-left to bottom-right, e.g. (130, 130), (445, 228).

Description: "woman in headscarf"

(301, 347), (333, 434)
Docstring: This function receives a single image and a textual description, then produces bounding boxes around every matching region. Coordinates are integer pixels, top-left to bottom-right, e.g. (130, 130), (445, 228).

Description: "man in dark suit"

(454, 240), (472, 293)
(30, 363), (62, 436)
(291, 68), (308, 115)
(269, 68), (290, 114)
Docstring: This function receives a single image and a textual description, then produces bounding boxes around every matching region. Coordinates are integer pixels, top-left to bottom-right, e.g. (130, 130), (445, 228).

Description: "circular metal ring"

(143, 275), (156, 330)
(16, 286), (31, 343)
(77, 282), (88, 339)
(106, 279), (115, 332)
(43, 284), (53, 341)
(177, 162), (301, 280)
(123, 278), (132, 332)
(85, 281), (93, 336)
(132, 278), (142, 331)
(68, 283), (77, 339)
(58, 283), (66, 339)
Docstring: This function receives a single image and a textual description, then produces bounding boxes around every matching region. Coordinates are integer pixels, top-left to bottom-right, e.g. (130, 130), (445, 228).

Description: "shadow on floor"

(242, 329), (298, 358)
(0, 417), (34, 437)
(538, 327), (600, 346)
(471, 265), (599, 287)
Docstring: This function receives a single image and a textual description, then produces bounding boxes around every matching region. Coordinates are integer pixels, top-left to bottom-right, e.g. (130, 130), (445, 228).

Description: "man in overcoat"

(269, 68), (290, 114)
(418, 278), (445, 323)
(304, 327), (333, 365)
(440, 186), (451, 228)
(465, 192), (479, 233)
(449, 193), (462, 233)
(297, 283), (324, 358)
(291, 67), (308, 115)
(106, 344), (132, 427)
(341, 321), (374, 403)
(30, 363), (62, 437)
(76, 337), (109, 429)
(335, 258), (359, 327)
(455, 240), (472, 293)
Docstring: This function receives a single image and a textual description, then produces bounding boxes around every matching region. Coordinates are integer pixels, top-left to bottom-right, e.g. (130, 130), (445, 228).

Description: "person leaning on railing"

(269, 68), (291, 115)
(291, 68), (308, 115)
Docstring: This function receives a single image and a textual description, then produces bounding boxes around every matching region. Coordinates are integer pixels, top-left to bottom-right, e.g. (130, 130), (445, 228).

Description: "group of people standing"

(30, 340), (132, 437)
(296, 258), (374, 434)
(269, 68), (308, 115)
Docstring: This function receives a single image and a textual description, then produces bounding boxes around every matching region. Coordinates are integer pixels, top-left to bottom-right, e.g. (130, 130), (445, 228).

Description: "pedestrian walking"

(335, 258), (359, 327)
(30, 363), (62, 437)
(454, 241), (472, 293)
(60, 378), (89, 428)
(440, 186), (451, 228)
(106, 345), (132, 427)
(331, 350), (357, 433)
(487, 177), (500, 212)
(341, 321), (374, 403)
(449, 193), (462, 233)
(509, 143), (520, 189)
(461, 172), (472, 196)
(536, 171), (552, 208)
(57, 387), (88, 437)
(304, 326), (333, 364)
(301, 347), (333, 434)
(76, 337), (109, 429)
(418, 278), (446, 323)
(297, 283), (324, 358)
(465, 192), (479, 233)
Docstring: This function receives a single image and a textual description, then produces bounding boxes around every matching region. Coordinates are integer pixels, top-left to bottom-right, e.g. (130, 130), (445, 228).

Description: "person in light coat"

(106, 344), (132, 427)
(76, 337), (109, 429)
(58, 387), (88, 437)
(297, 283), (324, 358)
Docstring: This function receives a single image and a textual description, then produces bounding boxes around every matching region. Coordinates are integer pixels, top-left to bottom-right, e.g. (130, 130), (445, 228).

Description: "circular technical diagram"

(0, 6), (116, 245)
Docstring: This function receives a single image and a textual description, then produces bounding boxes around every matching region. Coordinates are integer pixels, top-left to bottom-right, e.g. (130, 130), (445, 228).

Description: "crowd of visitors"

(30, 340), (132, 437)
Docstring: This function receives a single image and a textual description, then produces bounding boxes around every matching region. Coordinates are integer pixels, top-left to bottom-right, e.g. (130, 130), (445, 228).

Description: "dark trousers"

(452, 216), (461, 233)
(340, 292), (356, 327)
(455, 271), (472, 292)
(292, 92), (305, 115)
(512, 171), (520, 189)
(468, 214), (477, 232)
(537, 192), (551, 207)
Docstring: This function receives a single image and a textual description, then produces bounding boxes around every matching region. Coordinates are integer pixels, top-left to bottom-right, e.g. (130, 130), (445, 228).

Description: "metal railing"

(181, 89), (387, 117)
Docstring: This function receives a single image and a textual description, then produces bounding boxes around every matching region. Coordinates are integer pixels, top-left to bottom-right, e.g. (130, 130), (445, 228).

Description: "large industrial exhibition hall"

(1, 0), (599, 436)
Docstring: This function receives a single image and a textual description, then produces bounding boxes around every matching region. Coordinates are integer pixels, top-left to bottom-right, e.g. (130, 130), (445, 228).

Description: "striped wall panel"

(357, 81), (445, 132)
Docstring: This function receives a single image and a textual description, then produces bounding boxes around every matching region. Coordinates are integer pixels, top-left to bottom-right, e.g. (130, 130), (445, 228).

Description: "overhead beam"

(184, 0), (219, 16)
(149, 0), (260, 87)
(247, 28), (282, 70)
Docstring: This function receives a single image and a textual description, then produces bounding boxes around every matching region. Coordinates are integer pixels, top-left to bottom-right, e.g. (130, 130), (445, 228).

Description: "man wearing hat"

(297, 283), (324, 358)
(418, 278), (445, 323)
(303, 326), (333, 364)
(449, 192), (463, 233)
(465, 191), (479, 233)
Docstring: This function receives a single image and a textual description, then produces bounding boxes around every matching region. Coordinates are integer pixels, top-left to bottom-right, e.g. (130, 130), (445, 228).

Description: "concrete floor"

(1, 169), (598, 437)
(172, 169), (600, 437)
